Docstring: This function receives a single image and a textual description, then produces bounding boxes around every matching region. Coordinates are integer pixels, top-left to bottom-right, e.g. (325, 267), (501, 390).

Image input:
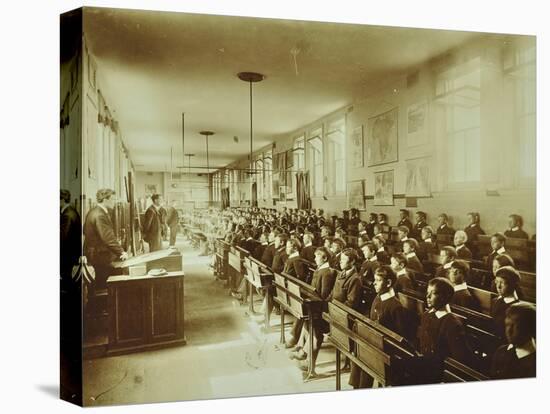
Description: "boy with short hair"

(417, 277), (471, 382)
(485, 232), (507, 273)
(491, 266), (521, 339)
(453, 230), (473, 260)
(372, 235), (390, 264)
(448, 260), (479, 310)
(490, 302), (536, 379)
(402, 238), (424, 274)
(349, 265), (413, 388)
(396, 225), (410, 252)
(434, 246), (457, 279)
(390, 253), (416, 293)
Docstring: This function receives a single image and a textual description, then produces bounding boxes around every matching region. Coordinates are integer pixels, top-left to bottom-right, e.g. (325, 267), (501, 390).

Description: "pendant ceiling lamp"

(237, 72), (264, 175)
(199, 130), (215, 175)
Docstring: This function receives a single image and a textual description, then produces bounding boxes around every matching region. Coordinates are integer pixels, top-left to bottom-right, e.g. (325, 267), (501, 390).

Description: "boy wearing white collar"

(490, 302), (536, 379)
(491, 266), (522, 339)
(448, 260), (479, 311)
(485, 233), (507, 273)
(390, 253), (415, 293)
(418, 226), (438, 261)
(402, 238), (424, 274)
(464, 212), (486, 256)
(283, 238), (306, 281)
(300, 231), (316, 264)
(453, 230), (472, 260)
(349, 265), (411, 389)
(435, 246), (457, 279)
(359, 242), (380, 282)
(372, 235), (390, 265)
(504, 214), (529, 240)
(396, 226), (410, 253)
(418, 277), (471, 380)
(436, 213), (455, 236)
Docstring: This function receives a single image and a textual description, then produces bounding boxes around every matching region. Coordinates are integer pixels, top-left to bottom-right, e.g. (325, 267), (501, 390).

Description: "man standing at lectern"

(143, 193), (163, 252)
(83, 189), (128, 290)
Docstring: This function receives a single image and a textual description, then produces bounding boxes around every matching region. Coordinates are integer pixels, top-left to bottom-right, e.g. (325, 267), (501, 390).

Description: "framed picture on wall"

(374, 170), (394, 206)
(407, 100), (429, 148)
(351, 125), (364, 168)
(367, 107), (398, 166)
(347, 180), (366, 210)
(405, 156), (431, 197)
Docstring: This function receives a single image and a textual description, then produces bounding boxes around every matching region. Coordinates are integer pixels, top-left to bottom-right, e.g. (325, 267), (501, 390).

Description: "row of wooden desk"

(215, 238), (504, 387)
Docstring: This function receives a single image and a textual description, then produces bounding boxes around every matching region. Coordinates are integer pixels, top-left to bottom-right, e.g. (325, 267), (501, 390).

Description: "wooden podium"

(107, 271), (186, 355)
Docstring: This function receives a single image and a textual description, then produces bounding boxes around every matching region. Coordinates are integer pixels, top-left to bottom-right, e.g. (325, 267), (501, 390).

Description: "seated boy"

(349, 265), (414, 388)
(283, 238), (306, 281)
(491, 266), (521, 339)
(390, 253), (416, 293)
(418, 226), (438, 261)
(397, 209), (413, 232)
(395, 225), (410, 252)
(490, 302), (536, 379)
(328, 248), (363, 310)
(372, 235), (390, 264)
(453, 230), (473, 260)
(366, 213), (378, 239)
(358, 220), (369, 238)
(300, 231), (317, 264)
(436, 213), (455, 236)
(403, 238), (424, 274)
(448, 260), (479, 311)
(271, 233), (289, 273)
(359, 242), (380, 282)
(434, 246), (457, 279)
(329, 238), (345, 269)
(504, 214), (529, 240)
(485, 233), (507, 273)
(417, 277), (472, 382)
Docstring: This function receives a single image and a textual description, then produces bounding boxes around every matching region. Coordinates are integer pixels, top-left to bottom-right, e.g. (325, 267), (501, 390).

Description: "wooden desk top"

(107, 271), (185, 284)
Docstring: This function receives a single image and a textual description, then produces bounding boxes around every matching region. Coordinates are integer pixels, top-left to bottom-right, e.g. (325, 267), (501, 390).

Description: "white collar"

(396, 268), (407, 277)
(470, 223), (477, 228)
(61, 204), (70, 214)
(401, 237), (408, 242)
(368, 256), (378, 262)
(246, 237), (253, 241)
(511, 227), (519, 231)
(98, 204), (108, 215)
(261, 242), (268, 246)
(495, 247), (506, 254)
(288, 252), (299, 259)
(424, 238), (432, 243)
(405, 252), (416, 259)
(359, 230), (367, 235)
(440, 224), (447, 228)
(304, 242), (312, 247)
(318, 262), (329, 270)
(456, 244), (464, 250)
(453, 282), (468, 292)
(380, 289), (396, 302)
(507, 338), (536, 359)
(500, 291), (519, 304)
(377, 247), (385, 253)
(443, 261), (454, 269)
(431, 304), (452, 319)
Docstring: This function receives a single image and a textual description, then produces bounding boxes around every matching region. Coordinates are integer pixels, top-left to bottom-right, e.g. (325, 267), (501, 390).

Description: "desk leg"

(280, 307), (286, 344)
(304, 312), (316, 382)
(248, 281), (254, 312)
(264, 288), (271, 329)
(336, 348), (341, 391)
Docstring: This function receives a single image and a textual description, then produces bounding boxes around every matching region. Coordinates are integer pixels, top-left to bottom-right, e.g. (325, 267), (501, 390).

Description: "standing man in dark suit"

(436, 213), (456, 237)
(60, 189), (81, 287)
(83, 189), (128, 291)
(166, 199), (180, 247)
(398, 209), (413, 232)
(143, 193), (163, 252)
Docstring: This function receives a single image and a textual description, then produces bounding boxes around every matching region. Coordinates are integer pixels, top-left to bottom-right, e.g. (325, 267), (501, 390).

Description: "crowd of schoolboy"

(203, 206), (535, 386)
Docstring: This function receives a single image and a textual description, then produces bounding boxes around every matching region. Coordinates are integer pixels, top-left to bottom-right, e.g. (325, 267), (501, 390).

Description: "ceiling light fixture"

(237, 72), (264, 179)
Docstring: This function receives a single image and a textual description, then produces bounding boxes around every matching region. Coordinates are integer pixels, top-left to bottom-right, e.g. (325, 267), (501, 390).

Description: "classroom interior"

(60, 7), (536, 407)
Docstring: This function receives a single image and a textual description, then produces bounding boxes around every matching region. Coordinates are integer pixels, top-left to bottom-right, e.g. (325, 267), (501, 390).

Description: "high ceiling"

(84, 7), (484, 173)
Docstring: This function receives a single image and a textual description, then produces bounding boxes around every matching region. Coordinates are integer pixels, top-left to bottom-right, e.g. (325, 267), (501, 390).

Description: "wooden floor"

(82, 236), (351, 406)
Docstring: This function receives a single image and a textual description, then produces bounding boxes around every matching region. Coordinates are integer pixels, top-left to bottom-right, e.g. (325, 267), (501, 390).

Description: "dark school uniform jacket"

(329, 268), (363, 311)
(283, 253), (306, 281)
(455, 244), (473, 260)
(300, 244), (317, 264)
(271, 247), (288, 274)
(490, 344), (536, 380)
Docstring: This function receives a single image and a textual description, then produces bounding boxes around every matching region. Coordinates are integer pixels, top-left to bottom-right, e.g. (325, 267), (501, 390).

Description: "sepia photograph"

(56, 2), (540, 410)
